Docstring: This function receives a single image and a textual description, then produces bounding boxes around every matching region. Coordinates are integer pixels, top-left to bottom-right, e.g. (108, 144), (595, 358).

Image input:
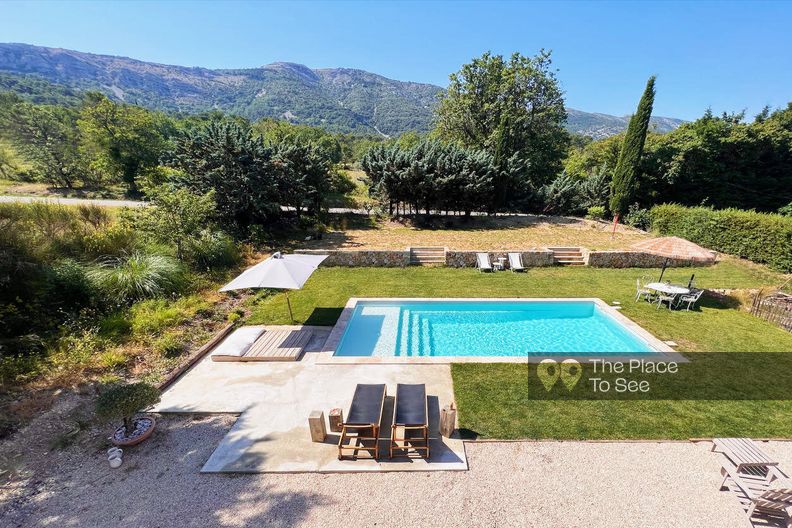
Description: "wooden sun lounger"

(211, 328), (313, 362)
(720, 462), (792, 525)
(389, 383), (429, 459)
(713, 438), (785, 477)
(338, 384), (387, 460)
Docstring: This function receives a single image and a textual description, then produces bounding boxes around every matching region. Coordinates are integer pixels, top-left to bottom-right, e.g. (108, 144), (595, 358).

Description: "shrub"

(624, 203), (651, 230)
(47, 259), (94, 307)
(87, 252), (185, 304)
(184, 230), (240, 270)
(154, 332), (184, 358)
(82, 224), (138, 259)
(98, 312), (133, 341)
(95, 382), (160, 435)
(97, 349), (127, 369)
(650, 204), (792, 272)
(585, 206), (606, 220)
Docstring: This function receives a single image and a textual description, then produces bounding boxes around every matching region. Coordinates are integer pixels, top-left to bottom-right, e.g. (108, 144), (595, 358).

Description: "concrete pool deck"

(153, 340), (467, 473)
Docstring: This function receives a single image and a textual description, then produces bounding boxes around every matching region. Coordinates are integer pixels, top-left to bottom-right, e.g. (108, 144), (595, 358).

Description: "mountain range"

(0, 43), (685, 138)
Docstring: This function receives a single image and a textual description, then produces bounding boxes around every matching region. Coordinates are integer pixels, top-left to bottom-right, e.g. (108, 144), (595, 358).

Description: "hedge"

(650, 204), (792, 272)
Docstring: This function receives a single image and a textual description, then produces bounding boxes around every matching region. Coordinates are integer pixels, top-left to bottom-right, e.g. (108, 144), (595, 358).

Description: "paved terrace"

(152, 333), (467, 473)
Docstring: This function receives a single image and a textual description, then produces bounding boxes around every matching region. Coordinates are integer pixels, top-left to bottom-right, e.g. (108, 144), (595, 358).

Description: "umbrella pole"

(285, 291), (294, 323)
(658, 257), (669, 282)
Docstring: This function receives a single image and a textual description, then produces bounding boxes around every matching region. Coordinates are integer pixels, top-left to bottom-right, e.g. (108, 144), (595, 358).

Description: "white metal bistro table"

(646, 282), (690, 295)
(495, 257), (507, 271)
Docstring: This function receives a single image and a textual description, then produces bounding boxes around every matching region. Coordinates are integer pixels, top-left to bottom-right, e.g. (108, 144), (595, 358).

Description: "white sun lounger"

(720, 463), (792, 526)
(476, 253), (493, 272)
(508, 253), (525, 272)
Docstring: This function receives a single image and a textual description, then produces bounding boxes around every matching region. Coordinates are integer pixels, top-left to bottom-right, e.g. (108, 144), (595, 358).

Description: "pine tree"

(609, 76), (656, 219)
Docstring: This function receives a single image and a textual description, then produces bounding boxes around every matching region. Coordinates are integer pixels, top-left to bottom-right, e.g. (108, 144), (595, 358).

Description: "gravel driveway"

(1, 413), (761, 528)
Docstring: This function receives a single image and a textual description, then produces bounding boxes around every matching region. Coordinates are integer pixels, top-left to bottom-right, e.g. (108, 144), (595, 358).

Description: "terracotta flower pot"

(110, 416), (156, 446)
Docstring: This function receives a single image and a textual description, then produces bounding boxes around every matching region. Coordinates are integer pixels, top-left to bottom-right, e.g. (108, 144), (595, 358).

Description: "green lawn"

(246, 259), (791, 353)
(245, 260), (792, 440)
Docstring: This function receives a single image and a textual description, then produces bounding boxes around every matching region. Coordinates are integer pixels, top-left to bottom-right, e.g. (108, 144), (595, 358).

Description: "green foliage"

(125, 183), (217, 261)
(0, 94), (83, 188)
(540, 171), (583, 215)
(254, 118), (343, 164)
(435, 50), (569, 202)
(86, 252), (185, 304)
(623, 203), (651, 230)
(47, 259), (94, 307)
(153, 332), (184, 358)
(610, 76), (656, 216)
(586, 206), (606, 220)
(272, 140), (333, 216)
(183, 229), (240, 270)
(165, 121), (281, 231)
(780, 202), (792, 217)
(95, 382), (160, 433)
(651, 204), (792, 272)
(81, 224), (138, 259)
(77, 93), (170, 194)
(362, 139), (497, 217)
(128, 295), (212, 335)
(580, 103), (792, 213)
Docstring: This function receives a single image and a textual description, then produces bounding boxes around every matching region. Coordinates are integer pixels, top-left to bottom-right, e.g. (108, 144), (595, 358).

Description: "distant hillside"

(566, 109), (684, 139)
(0, 43), (685, 137)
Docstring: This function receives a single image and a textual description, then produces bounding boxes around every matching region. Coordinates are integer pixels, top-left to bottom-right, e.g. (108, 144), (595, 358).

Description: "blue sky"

(1, 0), (790, 120)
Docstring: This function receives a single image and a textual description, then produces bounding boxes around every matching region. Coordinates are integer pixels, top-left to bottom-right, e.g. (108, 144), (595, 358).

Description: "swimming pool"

(330, 298), (672, 359)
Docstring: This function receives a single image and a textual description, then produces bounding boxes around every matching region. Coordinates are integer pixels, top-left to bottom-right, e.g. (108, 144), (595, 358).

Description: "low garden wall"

(294, 249), (410, 267)
(445, 250), (555, 268)
(586, 251), (713, 268)
(296, 248), (715, 269)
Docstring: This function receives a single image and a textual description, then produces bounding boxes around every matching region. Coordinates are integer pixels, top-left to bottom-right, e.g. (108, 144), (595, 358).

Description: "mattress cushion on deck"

(210, 326), (265, 357)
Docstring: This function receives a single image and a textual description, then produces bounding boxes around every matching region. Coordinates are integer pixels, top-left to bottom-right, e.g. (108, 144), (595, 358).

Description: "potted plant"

(96, 382), (161, 446)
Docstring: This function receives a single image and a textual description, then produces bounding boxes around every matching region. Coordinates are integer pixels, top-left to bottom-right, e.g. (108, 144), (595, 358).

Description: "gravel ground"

(1, 413), (759, 528)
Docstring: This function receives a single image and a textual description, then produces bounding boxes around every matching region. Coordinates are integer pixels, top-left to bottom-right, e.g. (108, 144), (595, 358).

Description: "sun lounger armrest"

(721, 463), (758, 499)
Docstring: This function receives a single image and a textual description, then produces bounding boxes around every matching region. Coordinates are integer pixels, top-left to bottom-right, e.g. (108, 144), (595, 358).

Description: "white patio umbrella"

(219, 252), (328, 321)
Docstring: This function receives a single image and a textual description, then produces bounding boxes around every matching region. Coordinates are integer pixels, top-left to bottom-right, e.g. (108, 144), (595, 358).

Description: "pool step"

(409, 247), (446, 266)
(548, 247), (585, 266)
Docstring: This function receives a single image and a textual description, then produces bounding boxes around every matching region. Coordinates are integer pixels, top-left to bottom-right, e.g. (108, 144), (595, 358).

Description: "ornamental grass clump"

(87, 252), (185, 304)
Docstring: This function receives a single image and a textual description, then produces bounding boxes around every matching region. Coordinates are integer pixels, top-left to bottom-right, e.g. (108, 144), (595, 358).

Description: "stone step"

(409, 247), (446, 266)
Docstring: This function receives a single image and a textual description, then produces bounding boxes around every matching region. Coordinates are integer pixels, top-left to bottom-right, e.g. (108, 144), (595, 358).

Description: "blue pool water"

(334, 300), (656, 356)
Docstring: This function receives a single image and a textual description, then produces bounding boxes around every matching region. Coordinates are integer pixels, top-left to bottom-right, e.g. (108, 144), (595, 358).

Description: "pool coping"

(318, 297), (686, 364)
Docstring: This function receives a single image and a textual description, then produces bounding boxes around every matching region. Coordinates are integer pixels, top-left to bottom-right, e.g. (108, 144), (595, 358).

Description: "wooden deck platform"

(213, 326), (314, 362)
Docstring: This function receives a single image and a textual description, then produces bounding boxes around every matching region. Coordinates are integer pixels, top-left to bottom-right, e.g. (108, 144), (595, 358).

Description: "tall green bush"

(650, 204), (792, 272)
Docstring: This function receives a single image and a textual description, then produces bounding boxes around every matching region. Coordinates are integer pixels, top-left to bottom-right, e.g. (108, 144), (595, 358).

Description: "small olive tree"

(96, 382), (160, 436)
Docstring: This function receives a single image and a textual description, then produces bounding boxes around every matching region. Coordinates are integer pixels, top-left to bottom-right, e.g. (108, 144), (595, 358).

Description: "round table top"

(646, 282), (690, 295)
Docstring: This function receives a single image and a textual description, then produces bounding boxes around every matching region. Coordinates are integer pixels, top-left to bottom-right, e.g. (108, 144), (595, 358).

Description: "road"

(0, 194), (148, 208)
(0, 195), (373, 214)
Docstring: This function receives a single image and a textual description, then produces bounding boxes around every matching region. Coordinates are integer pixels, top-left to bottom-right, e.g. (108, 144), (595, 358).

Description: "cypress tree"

(609, 76), (656, 220)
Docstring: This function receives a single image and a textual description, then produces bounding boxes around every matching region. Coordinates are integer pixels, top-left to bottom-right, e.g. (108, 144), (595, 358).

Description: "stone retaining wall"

(445, 250), (555, 268)
(294, 249), (410, 267)
(586, 251), (713, 268)
(296, 248), (715, 269)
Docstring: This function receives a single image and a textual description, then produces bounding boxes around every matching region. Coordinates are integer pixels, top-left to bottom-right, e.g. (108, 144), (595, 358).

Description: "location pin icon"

(560, 359), (583, 391)
(537, 359), (560, 391)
